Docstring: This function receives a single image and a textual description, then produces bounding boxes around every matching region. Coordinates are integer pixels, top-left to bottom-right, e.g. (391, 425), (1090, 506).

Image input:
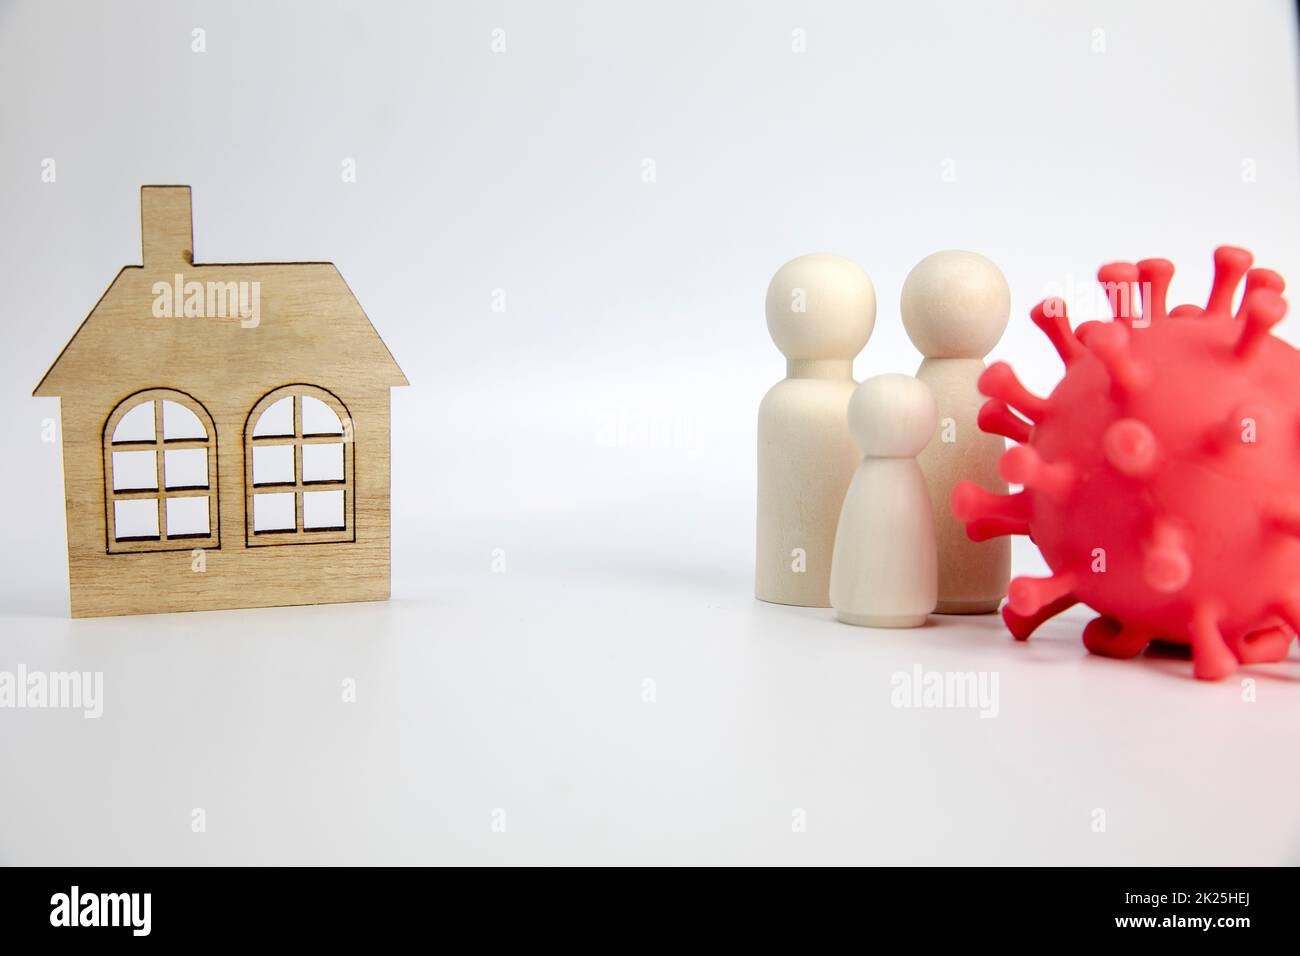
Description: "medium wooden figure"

(757, 253), (876, 607)
(34, 186), (408, 617)
(830, 374), (938, 628)
(901, 250), (1011, 614)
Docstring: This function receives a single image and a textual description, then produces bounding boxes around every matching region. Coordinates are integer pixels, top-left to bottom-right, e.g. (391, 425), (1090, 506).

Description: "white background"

(2, 0), (1299, 864)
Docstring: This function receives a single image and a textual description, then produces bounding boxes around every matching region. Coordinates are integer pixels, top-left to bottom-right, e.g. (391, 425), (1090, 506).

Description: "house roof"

(33, 186), (408, 398)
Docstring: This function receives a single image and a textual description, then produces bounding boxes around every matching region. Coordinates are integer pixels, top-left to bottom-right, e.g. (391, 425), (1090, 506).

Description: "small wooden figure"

(33, 186), (408, 617)
(830, 374), (938, 627)
(757, 253), (876, 607)
(901, 250), (1011, 613)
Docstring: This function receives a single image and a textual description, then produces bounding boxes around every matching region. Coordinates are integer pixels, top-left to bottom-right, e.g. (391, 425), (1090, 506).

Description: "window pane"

(112, 450), (158, 491)
(112, 401), (155, 443)
(162, 400), (206, 440)
(165, 496), (210, 537)
(301, 395), (341, 435)
(252, 444), (295, 485)
(253, 396), (294, 437)
(302, 443), (343, 482)
(164, 448), (207, 489)
(303, 490), (344, 530)
(114, 498), (158, 539)
(253, 492), (296, 532)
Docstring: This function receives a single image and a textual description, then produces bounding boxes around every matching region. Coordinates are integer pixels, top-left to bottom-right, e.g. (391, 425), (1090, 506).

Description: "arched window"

(244, 384), (354, 546)
(103, 389), (219, 553)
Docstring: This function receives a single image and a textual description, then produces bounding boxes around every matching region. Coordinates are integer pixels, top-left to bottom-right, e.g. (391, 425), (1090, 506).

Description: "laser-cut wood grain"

(34, 186), (407, 618)
(102, 388), (220, 554)
(244, 384), (354, 547)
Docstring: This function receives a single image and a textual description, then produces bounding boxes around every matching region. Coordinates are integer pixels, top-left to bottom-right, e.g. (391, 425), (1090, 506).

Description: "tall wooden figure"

(901, 250), (1010, 613)
(830, 374), (938, 627)
(757, 253), (876, 607)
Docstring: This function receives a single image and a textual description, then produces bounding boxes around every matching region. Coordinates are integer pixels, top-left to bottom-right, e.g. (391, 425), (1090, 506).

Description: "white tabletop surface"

(4, 516), (1299, 866)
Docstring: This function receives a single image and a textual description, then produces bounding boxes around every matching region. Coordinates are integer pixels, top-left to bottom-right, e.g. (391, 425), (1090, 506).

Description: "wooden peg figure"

(901, 251), (1011, 614)
(830, 374), (938, 627)
(757, 253), (876, 607)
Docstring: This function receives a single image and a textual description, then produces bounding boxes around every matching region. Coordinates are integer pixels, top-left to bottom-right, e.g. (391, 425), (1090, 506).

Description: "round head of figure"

(900, 250), (1010, 359)
(765, 253), (876, 361)
(848, 373), (937, 458)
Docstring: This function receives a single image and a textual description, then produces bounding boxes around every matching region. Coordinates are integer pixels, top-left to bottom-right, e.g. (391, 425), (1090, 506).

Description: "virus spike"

(965, 516), (1031, 542)
(1235, 268), (1285, 320)
(951, 482), (1033, 525)
(1232, 290), (1287, 359)
(1081, 616), (1150, 659)
(979, 247), (1299, 680)
(1002, 593), (1078, 641)
(1007, 572), (1077, 617)
(1103, 418), (1159, 477)
(1135, 258), (1174, 324)
(1085, 321), (1148, 396)
(978, 362), (1046, 422)
(1029, 298), (1085, 363)
(978, 398), (1032, 443)
(1264, 499), (1300, 537)
(1143, 519), (1192, 594)
(1097, 262), (1140, 325)
(1205, 246), (1253, 316)
(1274, 593), (1300, 636)
(1231, 625), (1294, 664)
(1072, 320), (1105, 344)
(998, 445), (1075, 500)
(1189, 602), (1236, 680)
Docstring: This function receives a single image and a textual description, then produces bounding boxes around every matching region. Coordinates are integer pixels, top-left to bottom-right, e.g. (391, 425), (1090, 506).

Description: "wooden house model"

(34, 186), (407, 617)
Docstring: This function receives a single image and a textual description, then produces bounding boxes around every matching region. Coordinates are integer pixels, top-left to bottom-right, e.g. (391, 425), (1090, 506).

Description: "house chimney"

(140, 185), (194, 266)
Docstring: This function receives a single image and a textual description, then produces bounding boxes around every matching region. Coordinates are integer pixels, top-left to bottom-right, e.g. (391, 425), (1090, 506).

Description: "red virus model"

(952, 246), (1295, 680)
